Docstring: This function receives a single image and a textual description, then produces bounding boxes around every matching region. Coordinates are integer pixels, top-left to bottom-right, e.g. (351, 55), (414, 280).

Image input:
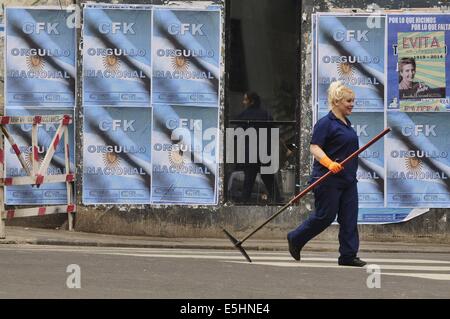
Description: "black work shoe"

(287, 234), (301, 261)
(338, 257), (367, 267)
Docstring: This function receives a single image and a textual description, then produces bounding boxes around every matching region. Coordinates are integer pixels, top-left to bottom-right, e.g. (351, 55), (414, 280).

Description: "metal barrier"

(0, 115), (76, 239)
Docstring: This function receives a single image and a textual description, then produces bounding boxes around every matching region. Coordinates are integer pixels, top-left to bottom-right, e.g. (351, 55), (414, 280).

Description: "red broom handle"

(238, 127), (391, 244)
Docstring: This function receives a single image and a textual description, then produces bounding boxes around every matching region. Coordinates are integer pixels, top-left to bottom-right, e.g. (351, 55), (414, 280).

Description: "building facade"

(1, 0), (448, 242)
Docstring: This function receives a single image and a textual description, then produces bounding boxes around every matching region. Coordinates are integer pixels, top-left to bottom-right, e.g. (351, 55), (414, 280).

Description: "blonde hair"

(327, 81), (355, 109)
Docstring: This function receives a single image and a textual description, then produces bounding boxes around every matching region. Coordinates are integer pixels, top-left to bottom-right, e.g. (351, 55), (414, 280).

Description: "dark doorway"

(225, 0), (301, 205)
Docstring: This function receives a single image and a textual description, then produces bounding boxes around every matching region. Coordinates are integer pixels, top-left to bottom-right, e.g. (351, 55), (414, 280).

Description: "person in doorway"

(287, 81), (366, 267)
(236, 92), (282, 204)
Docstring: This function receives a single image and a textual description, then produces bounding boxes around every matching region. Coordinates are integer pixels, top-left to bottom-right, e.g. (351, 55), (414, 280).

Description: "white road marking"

(92, 251), (450, 267)
(225, 260), (450, 272)
(1, 245), (450, 281)
(2, 246), (449, 264)
(381, 273), (450, 281)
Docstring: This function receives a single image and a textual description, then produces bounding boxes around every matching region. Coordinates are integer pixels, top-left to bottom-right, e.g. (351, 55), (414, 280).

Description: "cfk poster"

(315, 14), (385, 113)
(5, 8), (76, 108)
(83, 7), (151, 107)
(4, 109), (75, 205)
(386, 112), (450, 207)
(151, 8), (221, 106)
(151, 104), (218, 204)
(83, 107), (152, 204)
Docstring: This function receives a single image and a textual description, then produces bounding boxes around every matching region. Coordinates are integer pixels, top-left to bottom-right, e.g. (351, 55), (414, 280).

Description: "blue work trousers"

(288, 182), (359, 261)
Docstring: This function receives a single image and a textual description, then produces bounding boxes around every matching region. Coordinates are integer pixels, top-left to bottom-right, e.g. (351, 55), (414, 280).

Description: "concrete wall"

(1, 0), (449, 243)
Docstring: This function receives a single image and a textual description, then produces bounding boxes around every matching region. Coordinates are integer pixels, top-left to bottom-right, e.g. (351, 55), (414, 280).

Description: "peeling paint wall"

(1, 0), (449, 242)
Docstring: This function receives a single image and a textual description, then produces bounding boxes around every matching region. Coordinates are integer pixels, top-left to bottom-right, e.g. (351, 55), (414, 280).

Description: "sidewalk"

(1, 226), (450, 254)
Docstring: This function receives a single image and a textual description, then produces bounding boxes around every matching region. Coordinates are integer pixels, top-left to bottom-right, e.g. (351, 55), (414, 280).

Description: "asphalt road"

(0, 244), (449, 299)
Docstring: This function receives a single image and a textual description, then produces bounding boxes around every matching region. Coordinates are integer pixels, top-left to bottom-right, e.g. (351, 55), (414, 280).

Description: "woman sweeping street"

(287, 81), (366, 267)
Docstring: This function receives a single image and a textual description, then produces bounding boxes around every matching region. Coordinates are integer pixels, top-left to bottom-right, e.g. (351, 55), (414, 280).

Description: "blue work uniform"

(288, 111), (360, 263)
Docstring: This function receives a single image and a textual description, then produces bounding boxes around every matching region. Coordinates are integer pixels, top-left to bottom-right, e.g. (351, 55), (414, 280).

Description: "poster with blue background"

(152, 8), (221, 106)
(316, 14), (385, 113)
(83, 107), (152, 204)
(386, 112), (450, 207)
(151, 104), (218, 204)
(5, 8), (76, 108)
(4, 108), (75, 205)
(83, 7), (151, 107)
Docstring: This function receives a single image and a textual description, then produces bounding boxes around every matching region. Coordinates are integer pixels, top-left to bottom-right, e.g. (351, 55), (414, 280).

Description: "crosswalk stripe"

(15, 247), (449, 263)
(225, 260), (450, 272)
(381, 272), (450, 281)
(93, 251), (450, 265)
(3, 245), (450, 282)
(2, 245), (450, 265)
(2, 245), (450, 281)
(90, 251), (450, 272)
(103, 252), (450, 264)
(357, 258), (450, 264)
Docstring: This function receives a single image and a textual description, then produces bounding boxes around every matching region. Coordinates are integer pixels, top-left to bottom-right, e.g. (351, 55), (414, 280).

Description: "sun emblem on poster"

(26, 54), (46, 72)
(337, 62), (354, 80)
(24, 151), (43, 170)
(169, 147), (187, 171)
(103, 53), (121, 72)
(103, 151), (121, 169)
(405, 156), (423, 173)
(171, 56), (190, 72)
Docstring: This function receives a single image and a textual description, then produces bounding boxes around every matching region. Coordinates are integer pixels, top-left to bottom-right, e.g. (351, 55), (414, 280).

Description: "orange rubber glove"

(319, 155), (343, 174)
